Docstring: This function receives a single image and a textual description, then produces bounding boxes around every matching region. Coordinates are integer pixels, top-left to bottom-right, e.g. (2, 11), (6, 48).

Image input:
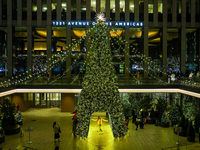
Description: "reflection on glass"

(129, 0), (134, 13)
(101, 0), (106, 12)
(148, 0), (153, 13)
(167, 0), (172, 14)
(35, 93), (40, 106)
(42, 0), (47, 12)
(91, 0), (96, 12)
(120, 0), (125, 12)
(110, 0), (115, 13)
(32, 0), (37, 12)
(177, 0), (181, 14)
(62, 0), (67, 11)
(158, 0), (163, 13)
(28, 93), (33, 101)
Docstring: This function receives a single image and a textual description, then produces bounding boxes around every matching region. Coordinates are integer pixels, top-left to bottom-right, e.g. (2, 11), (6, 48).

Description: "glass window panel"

(35, 93), (40, 106)
(167, 29), (180, 74)
(110, 0), (115, 13)
(44, 93), (47, 100)
(23, 93), (27, 101)
(177, 0), (181, 14)
(167, 0), (172, 14)
(91, 0), (96, 12)
(148, 0), (153, 13)
(62, 0), (67, 11)
(120, 0), (125, 12)
(42, 0), (47, 12)
(158, 0), (163, 13)
(28, 93), (33, 101)
(129, 0), (134, 13)
(101, 0), (106, 12)
(32, 0), (37, 12)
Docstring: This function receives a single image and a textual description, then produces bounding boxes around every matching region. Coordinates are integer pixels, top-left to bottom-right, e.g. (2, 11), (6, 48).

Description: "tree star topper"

(96, 13), (106, 22)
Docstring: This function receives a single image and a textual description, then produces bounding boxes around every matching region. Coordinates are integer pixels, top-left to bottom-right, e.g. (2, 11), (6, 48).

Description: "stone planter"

(4, 125), (20, 135)
(0, 135), (5, 144)
(17, 121), (23, 126)
(187, 136), (195, 142)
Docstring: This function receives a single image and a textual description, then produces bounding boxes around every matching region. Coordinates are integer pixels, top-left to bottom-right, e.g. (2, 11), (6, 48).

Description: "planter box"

(0, 135), (5, 144)
(160, 122), (169, 127)
(146, 119), (155, 124)
(4, 125), (20, 135)
(187, 136), (195, 142)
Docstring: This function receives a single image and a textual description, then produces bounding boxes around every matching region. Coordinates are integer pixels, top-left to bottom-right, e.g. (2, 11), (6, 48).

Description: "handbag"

(58, 127), (61, 133)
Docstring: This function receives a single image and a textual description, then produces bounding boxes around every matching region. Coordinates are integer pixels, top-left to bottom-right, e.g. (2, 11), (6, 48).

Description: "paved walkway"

(0, 108), (200, 150)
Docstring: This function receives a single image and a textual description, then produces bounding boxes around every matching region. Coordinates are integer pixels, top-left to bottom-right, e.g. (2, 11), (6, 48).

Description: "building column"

(47, 0), (52, 75)
(143, 0), (148, 78)
(115, 0), (120, 21)
(86, 0), (91, 20)
(182, 0), (186, 25)
(153, 0), (158, 27)
(162, 0), (167, 75)
(125, 27), (130, 79)
(27, 26), (33, 75)
(67, 0), (71, 21)
(66, 26), (71, 81)
(196, 29), (200, 71)
(172, 0), (177, 27)
(191, 0), (195, 27)
(37, 0), (42, 26)
(47, 25), (52, 74)
(7, 0), (12, 78)
(180, 27), (186, 75)
(17, 0), (22, 25)
(125, 0), (129, 22)
(96, 0), (101, 14)
(76, 0), (81, 20)
(181, 0), (186, 75)
(0, 0), (2, 25)
(106, 0), (110, 21)
(134, 0), (139, 22)
(27, 0), (32, 75)
(57, 0), (62, 20)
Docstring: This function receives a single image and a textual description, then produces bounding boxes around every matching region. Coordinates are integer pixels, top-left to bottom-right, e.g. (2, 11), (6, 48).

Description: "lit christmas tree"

(76, 14), (128, 138)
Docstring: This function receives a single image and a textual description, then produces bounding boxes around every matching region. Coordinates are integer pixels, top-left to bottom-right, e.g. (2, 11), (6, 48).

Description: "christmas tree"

(76, 16), (128, 138)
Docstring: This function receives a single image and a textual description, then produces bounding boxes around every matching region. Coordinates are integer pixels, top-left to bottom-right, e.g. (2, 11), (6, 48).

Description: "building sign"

(52, 21), (143, 27)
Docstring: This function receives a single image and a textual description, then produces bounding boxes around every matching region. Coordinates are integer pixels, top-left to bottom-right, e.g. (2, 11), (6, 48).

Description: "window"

(129, 0), (134, 13)
(148, 0), (153, 13)
(110, 0), (115, 13)
(28, 93), (33, 101)
(91, 0), (96, 12)
(158, 0), (163, 13)
(101, 0), (105, 12)
(120, 0), (125, 12)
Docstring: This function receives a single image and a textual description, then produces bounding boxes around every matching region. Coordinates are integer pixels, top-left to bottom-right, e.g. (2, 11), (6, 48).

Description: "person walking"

(92, 116), (108, 133)
(53, 122), (61, 142)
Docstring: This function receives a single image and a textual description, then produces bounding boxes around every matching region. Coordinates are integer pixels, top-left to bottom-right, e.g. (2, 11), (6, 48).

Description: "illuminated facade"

(0, 0), (200, 111)
(0, 0), (200, 79)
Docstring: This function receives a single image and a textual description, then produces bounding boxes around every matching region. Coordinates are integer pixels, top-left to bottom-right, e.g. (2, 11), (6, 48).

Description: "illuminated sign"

(52, 21), (143, 27)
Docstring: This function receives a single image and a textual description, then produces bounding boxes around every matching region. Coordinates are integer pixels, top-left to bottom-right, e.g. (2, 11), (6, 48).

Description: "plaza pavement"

(0, 108), (200, 150)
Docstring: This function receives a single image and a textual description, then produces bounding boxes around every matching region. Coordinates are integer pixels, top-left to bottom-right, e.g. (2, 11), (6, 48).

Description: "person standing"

(72, 109), (78, 137)
(132, 108), (136, 123)
(92, 116), (108, 133)
(53, 122), (61, 142)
